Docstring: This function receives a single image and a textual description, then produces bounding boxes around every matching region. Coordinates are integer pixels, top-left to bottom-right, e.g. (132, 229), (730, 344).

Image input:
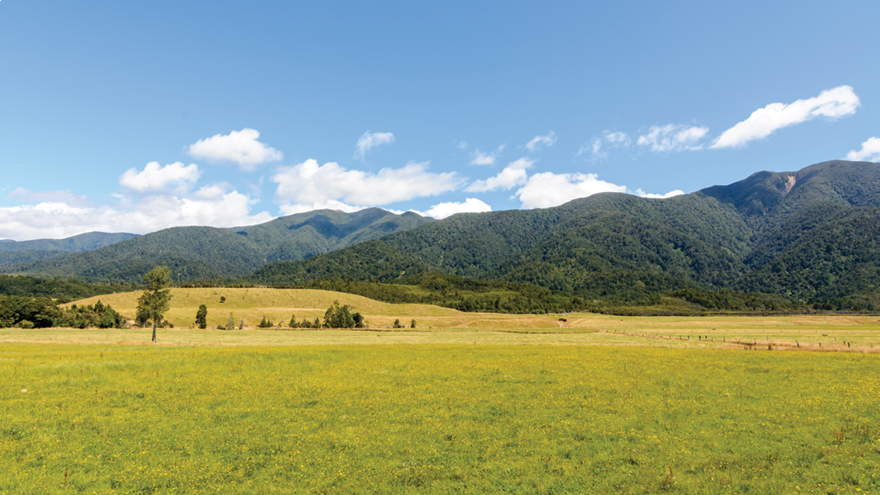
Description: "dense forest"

(0, 275), (133, 302)
(0, 232), (138, 267)
(243, 161), (880, 310)
(0, 296), (125, 329)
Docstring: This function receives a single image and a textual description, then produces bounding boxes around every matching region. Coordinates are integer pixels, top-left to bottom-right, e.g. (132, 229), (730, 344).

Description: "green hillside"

(1, 209), (432, 282)
(0, 231), (138, 253)
(5, 160), (880, 309)
(0, 232), (138, 267)
(251, 160), (880, 308)
(0, 249), (70, 267)
(0, 275), (131, 301)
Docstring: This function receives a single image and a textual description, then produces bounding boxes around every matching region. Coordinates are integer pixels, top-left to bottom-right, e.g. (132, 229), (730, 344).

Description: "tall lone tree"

(137, 266), (173, 343)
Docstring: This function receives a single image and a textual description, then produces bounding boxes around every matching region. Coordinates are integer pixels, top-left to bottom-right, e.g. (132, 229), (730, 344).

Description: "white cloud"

(187, 128), (283, 171)
(272, 159), (465, 211)
(712, 85), (860, 149)
(119, 161), (201, 193)
(193, 183), (233, 200)
(577, 131), (631, 161)
(633, 189), (686, 199)
(454, 140), (468, 150)
(470, 145), (505, 165)
(278, 200), (367, 216)
(0, 192), (273, 241)
(355, 131), (395, 159)
(524, 131), (557, 152)
(637, 124), (709, 152)
(578, 137), (605, 160)
(7, 188), (92, 207)
(516, 172), (627, 209)
(846, 137), (880, 162)
(412, 198), (492, 219)
(465, 157), (533, 192)
(604, 132), (629, 144)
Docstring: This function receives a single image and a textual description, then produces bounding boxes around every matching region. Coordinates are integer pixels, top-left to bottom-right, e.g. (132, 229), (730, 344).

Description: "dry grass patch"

(53, 289), (880, 351)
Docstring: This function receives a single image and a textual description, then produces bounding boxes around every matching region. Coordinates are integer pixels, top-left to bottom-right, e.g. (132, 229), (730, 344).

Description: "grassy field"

(66, 288), (562, 331)
(54, 288), (880, 352)
(1, 344), (878, 494)
(2, 289), (877, 493)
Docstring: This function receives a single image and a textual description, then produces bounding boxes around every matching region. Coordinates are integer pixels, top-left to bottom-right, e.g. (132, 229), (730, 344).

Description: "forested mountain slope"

(250, 160), (880, 306)
(0, 232), (138, 267)
(6, 160), (878, 307)
(1, 209), (431, 282)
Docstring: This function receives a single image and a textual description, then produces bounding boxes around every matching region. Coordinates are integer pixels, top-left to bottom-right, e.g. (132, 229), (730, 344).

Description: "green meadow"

(2, 343), (879, 494)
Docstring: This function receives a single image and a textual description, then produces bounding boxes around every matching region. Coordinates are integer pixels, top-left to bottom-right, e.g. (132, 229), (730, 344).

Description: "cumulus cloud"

(524, 131), (557, 152)
(193, 183), (233, 200)
(411, 198), (492, 219)
(355, 131), (395, 159)
(187, 128), (283, 171)
(633, 189), (686, 199)
(465, 158), (533, 192)
(119, 162), (201, 193)
(712, 86), (860, 149)
(470, 145), (505, 165)
(0, 191), (273, 241)
(637, 125), (709, 152)
(272, 159), (465, 212)
(577, 131), (631, 161)
(7, 188), (92, 207)
(846, 137), (880, 162)
(515, 172), (627, 209)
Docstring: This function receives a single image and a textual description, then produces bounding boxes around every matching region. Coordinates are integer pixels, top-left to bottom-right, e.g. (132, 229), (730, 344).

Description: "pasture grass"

(1, 344), (879, 494)
(66, 288), (493, 330)
(59, 288), (880, 352)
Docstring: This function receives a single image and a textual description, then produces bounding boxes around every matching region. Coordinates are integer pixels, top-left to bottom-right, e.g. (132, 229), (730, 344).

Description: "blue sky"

(1, 1), (878, 240)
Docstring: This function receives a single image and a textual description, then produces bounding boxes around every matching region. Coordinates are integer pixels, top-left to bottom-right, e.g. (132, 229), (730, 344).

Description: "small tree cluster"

(0, 296), (124, 329)
(0, 296), (60, 328)
(323, 300), (365, 329)
(287, 315), (323, 328)
(64, 300), (125, 329)
(258, 316), (275, 328)
(219, 313), (233, 330)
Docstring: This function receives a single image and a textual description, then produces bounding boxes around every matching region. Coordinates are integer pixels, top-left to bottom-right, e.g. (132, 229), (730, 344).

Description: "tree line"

(0, 295), (125, 329)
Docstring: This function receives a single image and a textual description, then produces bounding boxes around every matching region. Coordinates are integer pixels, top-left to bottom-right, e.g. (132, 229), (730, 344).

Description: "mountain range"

(0, 209), (431, 282)
(4, 160), (879, 307)
(0, 232), (138, 268)
(247, 160), (880, 306)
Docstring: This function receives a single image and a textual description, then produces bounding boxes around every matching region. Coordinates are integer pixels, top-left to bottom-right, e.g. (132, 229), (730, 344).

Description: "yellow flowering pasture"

(1, 344), (878, 493)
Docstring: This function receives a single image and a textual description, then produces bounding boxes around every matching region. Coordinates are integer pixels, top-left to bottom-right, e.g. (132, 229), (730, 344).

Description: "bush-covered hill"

(5, 160), (880, 310)
(0, 231), (138, 253)
(1, 209), (432, 283)
(0, 232), (138, 267)
(250, 160), (880, 308)
(0, 275), (132, 302)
